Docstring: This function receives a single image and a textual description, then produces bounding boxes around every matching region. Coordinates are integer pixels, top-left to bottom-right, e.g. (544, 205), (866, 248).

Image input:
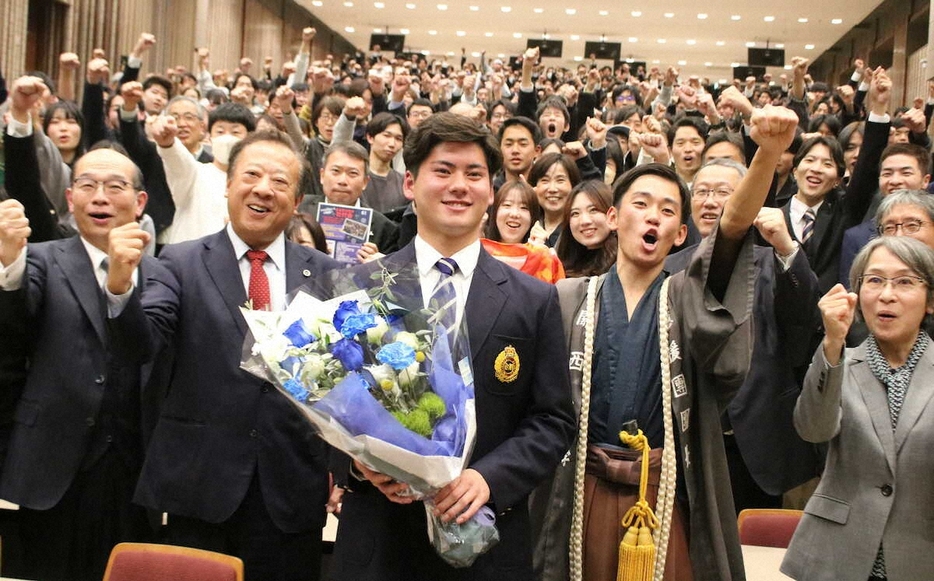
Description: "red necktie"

(247, 250), (271, 311)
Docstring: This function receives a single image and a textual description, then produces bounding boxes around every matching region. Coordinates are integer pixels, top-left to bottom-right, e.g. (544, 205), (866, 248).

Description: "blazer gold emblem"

(494, 345), (520, 383)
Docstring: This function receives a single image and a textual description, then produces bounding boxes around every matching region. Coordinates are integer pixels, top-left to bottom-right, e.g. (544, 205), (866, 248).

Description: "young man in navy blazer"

(330, 112), (576, 581)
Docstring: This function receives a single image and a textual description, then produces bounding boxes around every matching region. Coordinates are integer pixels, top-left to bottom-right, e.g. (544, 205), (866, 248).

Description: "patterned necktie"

(801, 209), (816, 244)
(100, 257), (110, 290)
(247, 250), (271, 311)
(430, 258), (459, 335)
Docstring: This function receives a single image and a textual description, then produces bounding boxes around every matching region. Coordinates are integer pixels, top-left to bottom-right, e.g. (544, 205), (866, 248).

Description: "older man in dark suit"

(0, 80), (159, 580)
(329, 112), (576, 581)
(109, 130), (340, 581)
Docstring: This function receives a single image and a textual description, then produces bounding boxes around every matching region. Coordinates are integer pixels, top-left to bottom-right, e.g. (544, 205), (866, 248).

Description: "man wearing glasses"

(0, 79), (159, 581)
(839, 143), (931, 287)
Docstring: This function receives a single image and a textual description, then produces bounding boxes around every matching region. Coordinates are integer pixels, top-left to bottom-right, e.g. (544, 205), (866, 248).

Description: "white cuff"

(868, 112), (890, 124)
(106, 284), (134, 318)
(0, 247), (27, 291)
(127, 55), (143, 69)
(5, 116), (33, 137)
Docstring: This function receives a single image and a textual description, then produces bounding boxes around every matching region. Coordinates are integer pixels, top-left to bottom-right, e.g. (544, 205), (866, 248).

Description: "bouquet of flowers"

(240, 265), (499, 567)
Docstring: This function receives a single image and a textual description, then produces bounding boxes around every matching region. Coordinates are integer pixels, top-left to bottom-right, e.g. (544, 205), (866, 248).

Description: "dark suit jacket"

(112, 230), (339, 532)
(2, 132), (75, 242)
(781, 118), (889, 294)
(0, 237), (162, 509)
(667, 244), (822, 495)
(839, 219), (877, 288)
(331, 243), (576, 581)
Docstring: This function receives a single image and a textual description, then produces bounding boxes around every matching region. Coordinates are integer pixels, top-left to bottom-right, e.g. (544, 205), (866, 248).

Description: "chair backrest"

(737, 509), (804, 549)
(103, 542), (244, 581)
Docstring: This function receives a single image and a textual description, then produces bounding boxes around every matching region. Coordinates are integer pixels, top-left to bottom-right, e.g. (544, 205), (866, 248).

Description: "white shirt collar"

(790, 196), (823, 225)
(414, 235), (481, 279)
(226, 223), (286, 271)
(79, 237), (109, 272)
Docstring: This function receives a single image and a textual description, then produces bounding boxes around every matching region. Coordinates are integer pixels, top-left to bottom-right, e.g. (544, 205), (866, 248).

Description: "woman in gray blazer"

(782, 236), (934, 581)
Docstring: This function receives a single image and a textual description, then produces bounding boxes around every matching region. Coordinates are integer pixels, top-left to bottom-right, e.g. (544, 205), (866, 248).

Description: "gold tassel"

(616, 430), (659, 581)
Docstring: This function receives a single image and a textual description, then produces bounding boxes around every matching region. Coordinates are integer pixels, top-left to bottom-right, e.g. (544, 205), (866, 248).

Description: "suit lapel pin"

(494, 345), (520, 383)
(302, 269), (311, 277)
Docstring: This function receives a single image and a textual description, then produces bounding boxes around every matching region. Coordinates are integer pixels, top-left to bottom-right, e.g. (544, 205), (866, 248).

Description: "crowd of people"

(1, 22), (934, 581)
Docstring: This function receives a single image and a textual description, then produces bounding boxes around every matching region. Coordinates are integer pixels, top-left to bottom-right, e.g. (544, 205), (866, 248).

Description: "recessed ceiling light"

(678, 60), (687, 65)
(664, 12), (674, 18)
(501, 6), (511, 12)
(400, 28), (410, 34)
(805, 44), (815, 50)
(763, 16), (775, 22)
(373, 1), (384, 7)
(311, 0), (322, 5)
(566, 8), (576, 14)
(731, 14), (741, 20)
(372, 27), (382, 32)
(447, 51), (454, 56)
(716, 40), (725, 46)
(731, 62), (740, 67)
(456, 30), (466, 36)
(628, 37), (638, 43)
(498, 53), (505, 58)
(421, 50), (430, 55)
(652, 59), (660, 64)
(485, 32), (494, 37)
(428, 30), (437, 35)
(533, 7), (543, 13)
(686, 39), (696, 45)
(631, 10), (642, 17)
(697, 13), (708, 19)
(513, 32), (523, 38)
(775, 43), (784, 48)
(784, 65), (793, 70)
(570, 34), (580, 40)
(574, 56), (583, 61)
(436, 3), (447, 9)
(344, 26), (355, 32)
(469, 5), (479, 10)
(342, 1), (352, 6)
(798, 17), (808, 23)
(405, 2), (415, 7)
(657, 38), (666, 43)
(705, 62), (712, 66)
(745, 41), (756, 47)
(599, 10), (608, 16)
(471, 52), (480, 57)
(831, 18), (843, 24)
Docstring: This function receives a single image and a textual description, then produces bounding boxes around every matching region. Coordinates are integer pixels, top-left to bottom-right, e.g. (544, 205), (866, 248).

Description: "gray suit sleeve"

(794, 346), (845, 443)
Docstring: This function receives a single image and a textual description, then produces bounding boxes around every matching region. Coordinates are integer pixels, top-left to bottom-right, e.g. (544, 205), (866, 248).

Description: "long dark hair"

(556, 181), (617, 277)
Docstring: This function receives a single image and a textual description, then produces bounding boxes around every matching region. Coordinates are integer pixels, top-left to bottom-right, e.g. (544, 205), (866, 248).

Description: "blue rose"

(283, 319), (316, 347)
(341, 312), (377, 338)
(333, 300), (360, 331)
(376, 341), (417, 370)
(283, 379), (306, 401)
(330, 338), (364, 371)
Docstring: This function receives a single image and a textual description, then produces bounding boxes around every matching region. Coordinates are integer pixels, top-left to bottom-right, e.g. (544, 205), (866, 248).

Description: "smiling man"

(0, 145), (159, 581)
(109, 130), (339, 581)
(331, 112), (575, 581)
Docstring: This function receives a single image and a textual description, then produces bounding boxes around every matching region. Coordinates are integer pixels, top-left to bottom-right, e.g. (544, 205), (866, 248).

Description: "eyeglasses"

(72, 177), (133, 196)
(318, 113), (338, 124)
(858, 274), (928, 292)
(878, 219), (930, 236)
(691, 186), (734, 200)
(170, 112), (201, 124)
(408, 110), (432, 119)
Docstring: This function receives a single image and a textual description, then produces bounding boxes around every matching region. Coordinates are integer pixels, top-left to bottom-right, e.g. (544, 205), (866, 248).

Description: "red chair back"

(737, 509), (803, 549)
(103, 542), (244, 581)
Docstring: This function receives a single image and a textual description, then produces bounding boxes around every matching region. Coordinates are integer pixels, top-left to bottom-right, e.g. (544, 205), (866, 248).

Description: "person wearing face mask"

(153, 102), (255, 245)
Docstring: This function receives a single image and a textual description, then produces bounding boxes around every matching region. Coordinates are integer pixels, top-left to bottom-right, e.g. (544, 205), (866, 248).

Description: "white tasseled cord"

(569, 276), (599, 581)
(653, 278), (677, 581)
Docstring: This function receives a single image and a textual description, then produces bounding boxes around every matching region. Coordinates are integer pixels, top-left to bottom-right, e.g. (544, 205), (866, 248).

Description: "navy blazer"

(331, 243), (576, 581)
(0, 236), (163, 509)
(112, 229), (340, 533)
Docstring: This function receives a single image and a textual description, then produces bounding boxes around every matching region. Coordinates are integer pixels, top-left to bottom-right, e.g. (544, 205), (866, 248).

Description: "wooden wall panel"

(204, 0), (246, 74)
(243, 0), (286, 71)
